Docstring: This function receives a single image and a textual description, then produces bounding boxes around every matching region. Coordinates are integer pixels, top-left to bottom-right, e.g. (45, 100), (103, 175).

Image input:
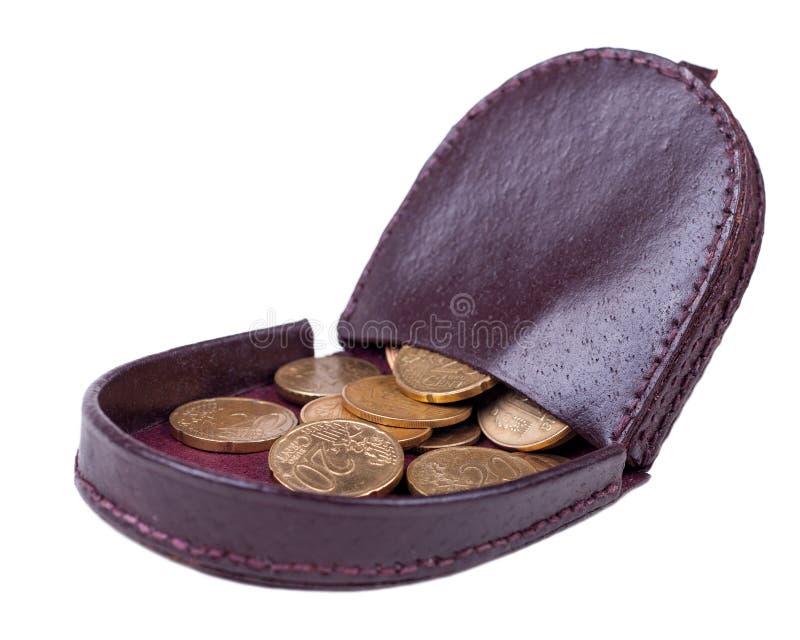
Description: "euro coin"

(269, 419), (404, 497)
(393, 346), (496, 403)
(478, 389), (573, 451)
(342, 375), (472, 429)
(169, 397), (297, 453)
(414, 420), (481, 452)
(406, 446), (532, 496)
(299, 394), (432, 449)
(274, 355), (380, 405)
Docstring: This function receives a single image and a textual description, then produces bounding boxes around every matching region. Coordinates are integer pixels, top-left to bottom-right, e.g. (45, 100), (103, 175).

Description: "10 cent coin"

(300, 394), (432, 449)
(478, 389), (573, 451)
(169, 397), (298, 453)
(414, 420), (481, 452)
(274, 355), (380, 405)
(342, 375), (472, 429)
(393, 346), (496, 403)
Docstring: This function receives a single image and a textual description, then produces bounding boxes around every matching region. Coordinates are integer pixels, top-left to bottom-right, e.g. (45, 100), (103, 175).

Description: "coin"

(299, 394), (354, 423)
(384, 346), (400, 371)
(510, 452), (571, 473)
(414, 420), (481, 452)
(274, 355), (381, 405)
(299, 394), (432, 449)
(342, 375), (472, 428)
(268, 419), (404, 497)
(169, 397), (298, 453)
(393, 346), (496, 403)
(379, 424), (432, 449)
(478, 389), (573, 451)
(406, 446), (533, 496)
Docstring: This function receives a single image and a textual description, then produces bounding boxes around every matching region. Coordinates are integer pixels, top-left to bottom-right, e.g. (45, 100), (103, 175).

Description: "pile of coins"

(168, 347), (575, 498)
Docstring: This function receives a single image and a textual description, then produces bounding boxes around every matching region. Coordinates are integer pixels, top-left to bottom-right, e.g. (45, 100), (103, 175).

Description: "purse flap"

(338, 48), (761, 467)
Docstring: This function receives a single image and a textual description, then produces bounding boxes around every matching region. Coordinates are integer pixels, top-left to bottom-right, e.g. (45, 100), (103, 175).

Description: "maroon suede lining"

(132, 346), (595, 491)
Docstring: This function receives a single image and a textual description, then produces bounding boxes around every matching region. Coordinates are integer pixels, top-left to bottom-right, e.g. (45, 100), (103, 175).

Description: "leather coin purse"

(75, 48), (763, 589)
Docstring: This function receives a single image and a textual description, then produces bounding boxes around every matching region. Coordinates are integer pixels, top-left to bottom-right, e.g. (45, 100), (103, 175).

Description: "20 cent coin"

(406, 446), (532, 496)
(269, 419), (404, 497)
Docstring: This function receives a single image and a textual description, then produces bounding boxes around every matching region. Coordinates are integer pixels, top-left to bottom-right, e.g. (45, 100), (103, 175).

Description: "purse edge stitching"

(75, 467), (619, 579)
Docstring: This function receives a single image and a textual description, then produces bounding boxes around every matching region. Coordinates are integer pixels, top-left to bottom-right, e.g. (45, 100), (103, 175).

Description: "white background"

(2, 2), (797, 638)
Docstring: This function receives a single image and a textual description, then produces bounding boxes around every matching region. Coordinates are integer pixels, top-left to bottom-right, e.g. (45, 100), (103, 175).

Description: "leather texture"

(75, 47), (763, 588)
(339, 48), (764, 468)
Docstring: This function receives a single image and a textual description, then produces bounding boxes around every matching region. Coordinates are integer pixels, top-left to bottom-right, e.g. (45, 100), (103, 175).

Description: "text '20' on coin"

(478, 389), (573, 451)
(169, 397), (298, 453)
(274, 355), (380, 405)
(300, 394), (432, 449)
(406, 446), (533, 496)
(269, 419), (404, 497)
(393, 346), (496, 403)
(342, 375), (472, 429)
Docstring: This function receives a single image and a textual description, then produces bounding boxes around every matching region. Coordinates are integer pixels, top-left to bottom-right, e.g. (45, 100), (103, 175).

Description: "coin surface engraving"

(478, 389), (573, 451)
(342, 375), (472, 428)
(415, 420), (482, 452)
(169, 397), (298, 453)
(406, 446), (532, 496)
(300, 394), (432, 449)
(269, 419), (404, 497)
(274, 355), (381, 405)
(393, 346), (496, 403)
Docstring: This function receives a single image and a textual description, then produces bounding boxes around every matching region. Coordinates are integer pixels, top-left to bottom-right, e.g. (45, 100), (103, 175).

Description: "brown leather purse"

(75, 48), (763, 589)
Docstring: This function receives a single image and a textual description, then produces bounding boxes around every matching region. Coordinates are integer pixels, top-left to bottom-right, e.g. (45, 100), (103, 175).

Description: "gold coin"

(478, 389), (573, 451)
(510, 452), (571, 473)
(274, 355), (381, 405)
(342, 375), (472, 429)
(414, 420), (481, 452)
(384, 345), (400, 372)
(268, 419), (404, 497)
(380, 424), (432, 449)
(299, 394), (354, 423)
(169, 397), (298, 453)
(393, 346), (496, 403)
(406, 446), (533, 496)
(299, 394), (432, 449)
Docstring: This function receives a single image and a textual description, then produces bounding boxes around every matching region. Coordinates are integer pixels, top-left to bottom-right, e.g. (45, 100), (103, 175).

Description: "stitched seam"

(337, 48), (738, 445)
(639, 159), (764, 459)
(75, 469), (619, 578)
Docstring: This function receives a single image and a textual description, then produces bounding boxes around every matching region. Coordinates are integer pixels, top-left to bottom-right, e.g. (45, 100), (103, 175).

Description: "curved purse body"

(76, 49), (763, 589)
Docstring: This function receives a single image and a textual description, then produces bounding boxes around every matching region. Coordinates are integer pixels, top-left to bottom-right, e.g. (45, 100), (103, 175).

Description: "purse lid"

(338, 48), (763, 467)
